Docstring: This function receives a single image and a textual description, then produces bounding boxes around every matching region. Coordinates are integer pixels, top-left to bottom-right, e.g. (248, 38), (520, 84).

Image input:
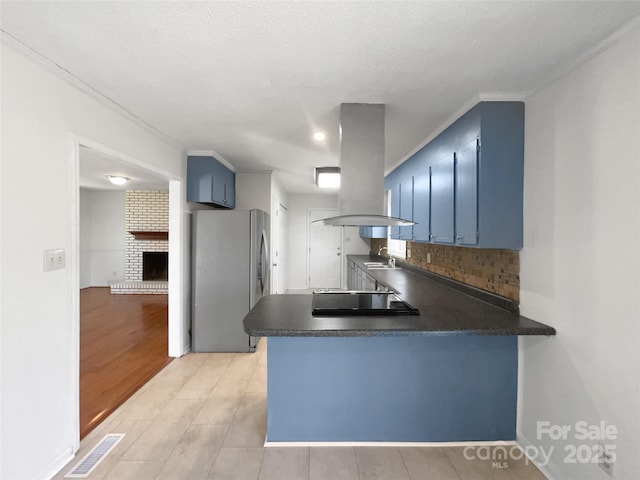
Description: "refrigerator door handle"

(259, 232), (268, 295)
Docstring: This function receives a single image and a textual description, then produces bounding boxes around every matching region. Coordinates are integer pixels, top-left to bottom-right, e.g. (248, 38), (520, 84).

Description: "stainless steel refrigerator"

(192, 209), (269, 352)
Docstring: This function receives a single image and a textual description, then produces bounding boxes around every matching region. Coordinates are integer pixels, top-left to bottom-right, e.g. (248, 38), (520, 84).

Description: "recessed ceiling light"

(313, 131), (326, 142)
(106, 175), (129, 186)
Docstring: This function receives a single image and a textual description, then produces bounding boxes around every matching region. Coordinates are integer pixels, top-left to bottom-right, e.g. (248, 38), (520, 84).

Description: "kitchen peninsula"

(244, 255), (555, 444)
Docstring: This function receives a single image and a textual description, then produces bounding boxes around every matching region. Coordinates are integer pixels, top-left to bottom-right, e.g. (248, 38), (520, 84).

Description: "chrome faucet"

(377, 246), (395, 267)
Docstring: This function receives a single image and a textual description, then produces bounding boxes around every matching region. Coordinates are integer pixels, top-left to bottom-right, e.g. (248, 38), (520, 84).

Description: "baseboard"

(517, 431), (557, 480)
(264, 440), (517, 448)
(39, 446), (75, 480)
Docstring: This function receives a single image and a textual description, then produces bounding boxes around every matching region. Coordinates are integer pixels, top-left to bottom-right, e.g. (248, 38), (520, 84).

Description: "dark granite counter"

(244, 255), (555, 337)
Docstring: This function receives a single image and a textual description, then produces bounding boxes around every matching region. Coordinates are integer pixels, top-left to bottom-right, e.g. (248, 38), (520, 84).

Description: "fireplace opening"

(143, 252), (168, 281)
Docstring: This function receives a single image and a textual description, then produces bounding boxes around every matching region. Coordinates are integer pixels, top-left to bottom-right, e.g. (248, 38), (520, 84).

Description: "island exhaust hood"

(316, 103), (415, 227)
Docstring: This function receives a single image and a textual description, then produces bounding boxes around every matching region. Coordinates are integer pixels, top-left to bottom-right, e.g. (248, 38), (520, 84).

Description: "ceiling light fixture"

(315, 167), (340, 189)
(106, 175), (129, 186)
(313, 131), (326, 142)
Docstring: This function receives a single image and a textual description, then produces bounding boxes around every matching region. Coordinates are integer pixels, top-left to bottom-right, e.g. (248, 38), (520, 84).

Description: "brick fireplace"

(111, 190), (169, 294)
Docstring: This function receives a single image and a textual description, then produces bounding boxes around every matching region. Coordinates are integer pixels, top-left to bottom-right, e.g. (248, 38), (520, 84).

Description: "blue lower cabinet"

(430, 153), (455, 244)
(267, 335), (517, 442)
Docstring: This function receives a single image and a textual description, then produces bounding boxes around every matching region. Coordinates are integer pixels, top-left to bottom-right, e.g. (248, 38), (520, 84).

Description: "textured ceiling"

(2, 1), (639, 193)
(79, 147), (169, 192)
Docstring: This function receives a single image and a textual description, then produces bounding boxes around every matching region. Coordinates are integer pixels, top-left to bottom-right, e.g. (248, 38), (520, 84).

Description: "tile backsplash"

(370, 239), (519, 301)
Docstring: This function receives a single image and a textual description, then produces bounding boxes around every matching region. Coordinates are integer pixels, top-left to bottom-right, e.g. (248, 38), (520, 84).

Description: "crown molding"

(1, 29), (185, 152)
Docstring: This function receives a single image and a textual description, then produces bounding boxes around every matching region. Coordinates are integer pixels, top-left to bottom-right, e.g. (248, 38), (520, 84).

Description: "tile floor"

(54, 339), (546, 480)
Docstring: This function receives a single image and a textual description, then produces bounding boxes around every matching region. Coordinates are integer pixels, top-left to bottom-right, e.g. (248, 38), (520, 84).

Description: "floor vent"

(65, 433), (125, 478)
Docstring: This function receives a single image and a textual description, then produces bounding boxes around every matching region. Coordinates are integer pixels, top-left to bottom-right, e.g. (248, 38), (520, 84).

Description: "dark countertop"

(244, 255), (556, 337)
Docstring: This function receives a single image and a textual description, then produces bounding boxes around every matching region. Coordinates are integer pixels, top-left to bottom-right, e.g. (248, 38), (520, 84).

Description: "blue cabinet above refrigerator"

(187, 155), (236, 208)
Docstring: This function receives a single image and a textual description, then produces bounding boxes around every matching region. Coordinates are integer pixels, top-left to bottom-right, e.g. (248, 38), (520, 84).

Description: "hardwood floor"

(80, 287), (172, 439)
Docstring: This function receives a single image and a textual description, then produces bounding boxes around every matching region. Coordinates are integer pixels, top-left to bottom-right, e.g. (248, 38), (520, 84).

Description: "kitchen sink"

(366, 265), (401, 270)
(363, 262), (385, 266)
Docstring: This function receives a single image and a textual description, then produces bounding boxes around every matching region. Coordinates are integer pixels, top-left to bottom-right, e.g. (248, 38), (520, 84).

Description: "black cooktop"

(312, 291), (420, 316)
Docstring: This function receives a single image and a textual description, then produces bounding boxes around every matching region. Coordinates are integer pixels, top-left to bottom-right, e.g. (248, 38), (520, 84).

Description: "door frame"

(69, 134), (185, 450)
(270, 196), (289, 294)
(307, 207), (343, 289)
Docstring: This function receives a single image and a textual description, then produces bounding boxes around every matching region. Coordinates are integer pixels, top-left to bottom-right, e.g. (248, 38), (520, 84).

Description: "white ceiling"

(2, 1), (639, 194)
(79, 146), (168, 192)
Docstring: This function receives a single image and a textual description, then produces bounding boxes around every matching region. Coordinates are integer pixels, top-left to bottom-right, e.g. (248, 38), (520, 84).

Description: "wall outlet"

(598, 443), (614, 476)
(44, 249), (65, 272)
(407, 248), (412, 258)
(427, 253), (432, 264)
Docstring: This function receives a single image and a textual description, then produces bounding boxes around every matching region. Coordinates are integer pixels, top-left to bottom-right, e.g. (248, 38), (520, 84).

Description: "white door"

(309, 209), (342, 289)
(277, 205), (288, 293)
(270, 197), (279, 294)
(271, 201), (288, 294)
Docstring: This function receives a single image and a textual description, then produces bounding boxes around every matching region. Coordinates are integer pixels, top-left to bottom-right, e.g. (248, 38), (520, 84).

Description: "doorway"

(272, 201), (289, 294)
(308, 208), (342, 289)
(72, 137), (185, 441)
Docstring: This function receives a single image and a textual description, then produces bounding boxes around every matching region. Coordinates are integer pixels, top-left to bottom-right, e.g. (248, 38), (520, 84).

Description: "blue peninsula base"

(266, 334), (517, 443)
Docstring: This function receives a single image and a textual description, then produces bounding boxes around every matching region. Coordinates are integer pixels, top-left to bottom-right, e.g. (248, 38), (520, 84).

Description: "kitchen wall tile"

(370, 239), (520, 301)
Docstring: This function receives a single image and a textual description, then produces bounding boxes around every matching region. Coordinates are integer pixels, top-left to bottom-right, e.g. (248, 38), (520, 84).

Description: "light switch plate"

(44, 249), (65, 271)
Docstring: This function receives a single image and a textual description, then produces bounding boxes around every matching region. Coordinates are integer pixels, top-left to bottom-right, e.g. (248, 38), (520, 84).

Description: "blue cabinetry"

(412, 171), (430, 242)
(399, 177), (414, 240)
(429, 153), (455, 244)
(385, 101), (524, 250)
(454, 139), (479, 245)
(187, 156), (236, 208)
(389, 184), (401, 240)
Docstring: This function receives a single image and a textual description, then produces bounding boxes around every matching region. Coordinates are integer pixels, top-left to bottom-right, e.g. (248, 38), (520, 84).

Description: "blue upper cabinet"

(430, 153), (455, 244)
(412, 170), (430, 242)
(389, 183), (401, 240)
(187, 156), (236, 208)
(385, 101), (524, 250)
(399, 177), (414, 240)
(455, 139), (479, 245)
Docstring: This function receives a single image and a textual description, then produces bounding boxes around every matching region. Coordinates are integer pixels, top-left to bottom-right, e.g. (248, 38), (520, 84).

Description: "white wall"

(235, 171), (272, 212)
(287, 194), (338, 289)
(79, 189), (126, 287)
(0, 44), (185, 480)
(519, 24), (640, 480)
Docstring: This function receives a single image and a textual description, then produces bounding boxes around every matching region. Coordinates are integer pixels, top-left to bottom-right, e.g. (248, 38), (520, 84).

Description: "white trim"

(307, 207), (341, 289)
(168, 180), (184, 357)
(525, 14), (640, 100)
(385, 94), (520, 175)
(36, 446), (75, 480)
(386, 17), (640, 177)
(264, 440), (518, 448)
(70, 135), (187, 447)
(516, 336), (525, 450)
(1, 31), (183, 152)
(517, 431), (559, 480)
(186, 149), (236, 172)
(68, 134), (81, 454)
